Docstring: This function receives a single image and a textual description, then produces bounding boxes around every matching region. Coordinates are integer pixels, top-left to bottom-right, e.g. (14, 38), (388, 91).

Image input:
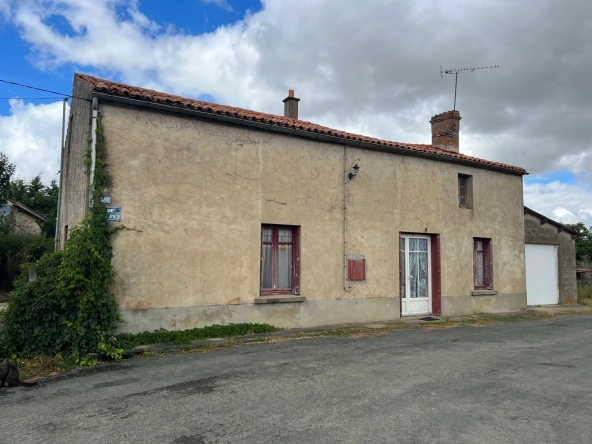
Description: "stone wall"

(7, 205), (42, 236)
(57, 77), (93, 248)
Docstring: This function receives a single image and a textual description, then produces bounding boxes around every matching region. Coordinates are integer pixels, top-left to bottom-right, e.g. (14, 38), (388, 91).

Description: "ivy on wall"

(0, 114), (121, 358)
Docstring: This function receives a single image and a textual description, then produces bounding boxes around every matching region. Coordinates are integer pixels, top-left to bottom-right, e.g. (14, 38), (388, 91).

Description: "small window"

(474, 238), (493, 290)
(261, 225), (300, 295)
(458, 174), (472, 208)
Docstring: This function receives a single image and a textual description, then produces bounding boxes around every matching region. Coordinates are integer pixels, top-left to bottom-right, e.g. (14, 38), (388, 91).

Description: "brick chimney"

(430, 110), (462, 153)
(283, 90), (300, 119)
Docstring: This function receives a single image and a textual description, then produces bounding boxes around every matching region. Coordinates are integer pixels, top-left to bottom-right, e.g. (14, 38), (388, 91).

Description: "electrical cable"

(0, 97), (68, 100)
(0, 79), (91, 102)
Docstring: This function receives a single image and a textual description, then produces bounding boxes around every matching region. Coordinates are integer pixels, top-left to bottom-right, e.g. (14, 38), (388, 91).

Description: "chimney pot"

(429, 110), (462, 153)
(283, 89), (300, 119)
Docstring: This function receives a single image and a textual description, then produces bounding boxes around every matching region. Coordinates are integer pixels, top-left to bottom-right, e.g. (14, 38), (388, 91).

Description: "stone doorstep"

(89, 304), (592, 362)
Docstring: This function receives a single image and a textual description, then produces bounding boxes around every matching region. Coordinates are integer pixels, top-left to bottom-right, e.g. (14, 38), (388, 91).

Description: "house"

(1, 200), (46, 236)
(59, 74), (529, 334)
(523, 207), (578, 305)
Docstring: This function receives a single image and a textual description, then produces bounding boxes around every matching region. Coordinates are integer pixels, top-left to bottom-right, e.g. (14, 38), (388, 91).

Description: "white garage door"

(525, 244), (559, 305)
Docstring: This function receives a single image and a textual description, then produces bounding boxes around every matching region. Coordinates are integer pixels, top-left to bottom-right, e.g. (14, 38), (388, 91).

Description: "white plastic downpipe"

(88, 96), (98, 206)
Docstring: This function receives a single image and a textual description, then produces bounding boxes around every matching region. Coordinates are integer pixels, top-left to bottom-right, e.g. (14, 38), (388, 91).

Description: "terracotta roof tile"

(76, 73), (526, 174)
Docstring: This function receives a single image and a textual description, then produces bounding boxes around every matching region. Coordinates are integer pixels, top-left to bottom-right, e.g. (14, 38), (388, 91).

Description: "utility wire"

(0, 78), (91, 102)
(0, 97), (68, 100)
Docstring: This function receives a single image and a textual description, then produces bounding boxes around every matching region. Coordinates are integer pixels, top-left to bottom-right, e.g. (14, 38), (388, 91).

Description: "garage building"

(524, 207), (578, 306)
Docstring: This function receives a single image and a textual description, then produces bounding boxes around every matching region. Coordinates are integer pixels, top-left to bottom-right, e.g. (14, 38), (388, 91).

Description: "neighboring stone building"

(59, 74), (530, 333)
(3, 200), (45, 236)
(524, 207), (578, 305)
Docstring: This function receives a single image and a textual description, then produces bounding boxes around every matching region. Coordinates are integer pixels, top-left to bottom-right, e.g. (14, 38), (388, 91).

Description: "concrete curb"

(90, 305), (592, 361)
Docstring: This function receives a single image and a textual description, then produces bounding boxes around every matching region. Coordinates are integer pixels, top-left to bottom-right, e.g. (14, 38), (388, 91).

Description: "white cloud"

(199, 0), (233, 12)
(0, 99), (68, 183)
(524, 181), (592, 225)
(2, 0), (592, 216)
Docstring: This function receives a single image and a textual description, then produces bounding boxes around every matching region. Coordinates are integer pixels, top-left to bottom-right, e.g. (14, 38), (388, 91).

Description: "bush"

(0, 233), (53, 291)
(0, 205), (119, 358)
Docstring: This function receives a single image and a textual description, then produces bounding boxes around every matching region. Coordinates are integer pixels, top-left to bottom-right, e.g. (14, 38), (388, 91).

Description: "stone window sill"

(472, 290), (498, 296)
(255, 296), (306, 304)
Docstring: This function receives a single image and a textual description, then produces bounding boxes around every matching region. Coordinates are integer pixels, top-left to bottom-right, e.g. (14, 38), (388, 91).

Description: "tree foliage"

(0, 152), (16, 204)
(565, 222), (592, 261)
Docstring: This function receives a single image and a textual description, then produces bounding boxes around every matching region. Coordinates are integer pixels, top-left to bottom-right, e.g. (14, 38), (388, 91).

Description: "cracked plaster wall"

(58, 77), (93, 248)
(66, 101), (526, 325)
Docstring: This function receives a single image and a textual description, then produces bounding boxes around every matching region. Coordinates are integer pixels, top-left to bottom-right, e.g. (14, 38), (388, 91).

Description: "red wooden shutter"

(347, 259), (366, 281)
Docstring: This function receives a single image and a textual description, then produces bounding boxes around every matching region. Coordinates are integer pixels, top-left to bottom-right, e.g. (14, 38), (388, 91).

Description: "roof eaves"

(524, 206), (578, 237)
(7, 200), (47, 222)
(77, 73), (527, 176)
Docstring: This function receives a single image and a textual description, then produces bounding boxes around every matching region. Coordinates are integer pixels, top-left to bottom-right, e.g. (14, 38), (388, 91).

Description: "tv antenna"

(440, 64), (499, 112)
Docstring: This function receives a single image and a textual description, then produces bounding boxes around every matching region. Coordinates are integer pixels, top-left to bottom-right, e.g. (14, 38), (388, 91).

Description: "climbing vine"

(0, 114), (121, 358)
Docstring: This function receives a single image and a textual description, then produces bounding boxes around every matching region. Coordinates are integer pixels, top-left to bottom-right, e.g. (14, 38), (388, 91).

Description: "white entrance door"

(401, 235), (432, 315)
(526, 244), (559, 305)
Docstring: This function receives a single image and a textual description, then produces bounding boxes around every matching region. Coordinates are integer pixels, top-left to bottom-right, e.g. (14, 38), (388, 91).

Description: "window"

(458, 174), (472, 208)
(474, 238), (493, 290)
(261, 225), (300, 295)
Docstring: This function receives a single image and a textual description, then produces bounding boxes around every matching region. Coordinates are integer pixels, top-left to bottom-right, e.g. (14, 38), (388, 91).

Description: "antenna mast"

(440, 64), (499, 112)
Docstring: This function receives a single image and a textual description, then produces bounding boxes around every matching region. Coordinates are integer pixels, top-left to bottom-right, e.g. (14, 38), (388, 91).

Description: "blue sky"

(0, 0), (591, 224)
(0, 0), (261, 114)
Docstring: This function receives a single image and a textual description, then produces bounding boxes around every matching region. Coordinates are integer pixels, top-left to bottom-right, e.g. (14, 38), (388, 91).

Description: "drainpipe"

(88, 96), (99, 206)
(343, 145), (352, 291)
(54, 97), (69, 251)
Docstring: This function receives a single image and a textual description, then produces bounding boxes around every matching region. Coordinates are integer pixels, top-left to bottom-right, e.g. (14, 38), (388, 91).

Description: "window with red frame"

(474, 238), (493, 290)
(260, 225), (300, 295)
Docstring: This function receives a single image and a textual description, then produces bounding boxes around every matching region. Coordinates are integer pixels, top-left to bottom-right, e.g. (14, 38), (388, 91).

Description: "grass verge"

(12, 310), (592, 382)
(115, 323), (279, 350)
(9, 354), (80, 382)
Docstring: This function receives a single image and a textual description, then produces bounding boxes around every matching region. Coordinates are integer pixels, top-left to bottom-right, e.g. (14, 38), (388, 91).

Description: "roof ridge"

(75, 73), (527, 174)
(7, 199), (47, 222)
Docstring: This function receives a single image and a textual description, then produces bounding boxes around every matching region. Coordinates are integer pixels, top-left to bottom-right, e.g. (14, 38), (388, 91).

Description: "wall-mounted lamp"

(348, 163), (360, 181)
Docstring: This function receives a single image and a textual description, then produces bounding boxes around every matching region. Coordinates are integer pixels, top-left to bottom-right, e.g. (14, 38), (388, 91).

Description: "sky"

(0, 0), (591, 224)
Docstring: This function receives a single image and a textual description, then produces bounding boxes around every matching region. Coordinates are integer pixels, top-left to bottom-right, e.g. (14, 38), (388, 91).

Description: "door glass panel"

(418, 249), (428, 297)
(409, 251), (419, 298)
(407, 237), (429, 299)
(416, 238), (428, 252)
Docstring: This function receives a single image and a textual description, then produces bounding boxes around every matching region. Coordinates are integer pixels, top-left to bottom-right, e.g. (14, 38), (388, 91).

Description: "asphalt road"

(2, 315), (592, 444)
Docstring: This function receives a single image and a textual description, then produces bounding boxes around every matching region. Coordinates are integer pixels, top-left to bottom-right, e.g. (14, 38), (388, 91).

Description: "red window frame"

(473, 238), (493, 290)
(260, 225), (300, 295)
